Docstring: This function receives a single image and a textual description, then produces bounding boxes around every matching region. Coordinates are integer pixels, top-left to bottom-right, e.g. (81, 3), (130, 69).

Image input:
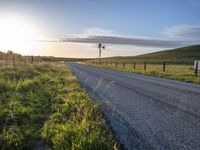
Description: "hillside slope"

(104, 45), (200, 63)
(134, 45), (200, 60)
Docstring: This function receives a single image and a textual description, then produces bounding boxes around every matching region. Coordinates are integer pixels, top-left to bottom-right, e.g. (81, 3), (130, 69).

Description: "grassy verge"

(87, 63), (200, 84)
(0, 62), (115, 149)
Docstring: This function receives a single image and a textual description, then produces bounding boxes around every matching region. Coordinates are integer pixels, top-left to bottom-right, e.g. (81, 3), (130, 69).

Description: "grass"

(88, 63), (200, 84)
(0, 62), (115, 150)
(100, 45), (200, 64)
(87, 45), (200, 84)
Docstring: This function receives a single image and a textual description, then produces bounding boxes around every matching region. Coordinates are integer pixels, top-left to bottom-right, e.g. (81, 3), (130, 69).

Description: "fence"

(0, 53), (53, 68)
(87, 60), (199, 77)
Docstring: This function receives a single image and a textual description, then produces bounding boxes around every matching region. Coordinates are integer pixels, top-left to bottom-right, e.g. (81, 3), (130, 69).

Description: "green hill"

(134, 45), (200, 60)
(103, 45), (200, 64)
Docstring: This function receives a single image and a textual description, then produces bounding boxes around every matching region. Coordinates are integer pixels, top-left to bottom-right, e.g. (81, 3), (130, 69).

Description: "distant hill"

(0, 50), (92, 62)
(103, 45), (200, 64)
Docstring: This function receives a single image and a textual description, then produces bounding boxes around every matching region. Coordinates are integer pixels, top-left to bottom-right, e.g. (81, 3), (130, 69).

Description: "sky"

(0, 0), (200, 58)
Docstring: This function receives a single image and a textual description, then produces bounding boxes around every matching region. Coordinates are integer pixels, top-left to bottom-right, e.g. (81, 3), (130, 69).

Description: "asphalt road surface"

(68, 62), (200, 150)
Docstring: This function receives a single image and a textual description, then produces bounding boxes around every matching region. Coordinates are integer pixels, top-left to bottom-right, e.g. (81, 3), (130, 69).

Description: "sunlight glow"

(0, 13), (43, 54)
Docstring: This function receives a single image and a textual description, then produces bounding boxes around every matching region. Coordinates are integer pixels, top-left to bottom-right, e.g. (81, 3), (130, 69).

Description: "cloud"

(89, 0), (98, 6)
(79, 28), (116, 37)
(189, 0), (200, 6)
(79, 27), (151, 39)
(163, 24), (200, 40)
(40, 25), (200, 49)
(57, 36), (183, 48)
(39, 27), (184, 48)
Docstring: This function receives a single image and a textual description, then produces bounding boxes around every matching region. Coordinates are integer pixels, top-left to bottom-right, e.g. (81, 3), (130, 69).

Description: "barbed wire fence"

(0, 51), (53, 68)
(87, 59), (200, 77)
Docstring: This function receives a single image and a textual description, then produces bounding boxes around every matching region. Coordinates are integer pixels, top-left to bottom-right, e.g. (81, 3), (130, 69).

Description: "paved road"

(68, 63), (200, 150)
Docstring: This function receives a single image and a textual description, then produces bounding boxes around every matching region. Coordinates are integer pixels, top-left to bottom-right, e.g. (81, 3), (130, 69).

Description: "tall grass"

(0, 63), (115, 149)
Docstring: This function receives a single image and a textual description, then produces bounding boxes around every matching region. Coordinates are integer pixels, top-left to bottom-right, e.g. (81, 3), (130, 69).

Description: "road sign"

(194, 60), (200, 70)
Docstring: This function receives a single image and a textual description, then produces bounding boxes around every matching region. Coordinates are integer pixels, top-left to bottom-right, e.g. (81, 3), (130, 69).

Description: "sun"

(0, 13), (42, 54)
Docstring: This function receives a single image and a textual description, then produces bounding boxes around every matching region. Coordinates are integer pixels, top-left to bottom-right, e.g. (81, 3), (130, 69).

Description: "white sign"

(194, 60), (200, 70)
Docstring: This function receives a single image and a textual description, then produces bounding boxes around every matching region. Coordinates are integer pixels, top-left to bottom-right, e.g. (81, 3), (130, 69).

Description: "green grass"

(0, 63), (115, 150)
(97, 45), (200, 64)
(89, 63), (200, 84)
(132, 45), (200, 61)
(87, 45), (200, 84)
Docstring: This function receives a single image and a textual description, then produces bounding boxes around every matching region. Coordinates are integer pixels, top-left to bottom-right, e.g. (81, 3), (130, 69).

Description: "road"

(68, 62), (200, 150)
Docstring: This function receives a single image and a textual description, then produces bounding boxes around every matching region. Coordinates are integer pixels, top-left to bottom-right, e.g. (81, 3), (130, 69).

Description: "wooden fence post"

(6, 54), (8, 66)
(37, 57), (39, 64)
(123, 62), (125, 69)
(144, 62), (147, 70)
(31, 56), (34, 64)
(195, 61), (198, 77)
(163, 62), (166, 72)
(13, 55), (15, 66)
(134, 62), (136, 70)
(24, 56), (26, 65)
(115, 62), (118, 68)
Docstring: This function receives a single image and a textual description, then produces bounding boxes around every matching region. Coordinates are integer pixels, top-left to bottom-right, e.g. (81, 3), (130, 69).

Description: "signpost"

(194, 60), (200, 69)
(194, 60), (200, 76)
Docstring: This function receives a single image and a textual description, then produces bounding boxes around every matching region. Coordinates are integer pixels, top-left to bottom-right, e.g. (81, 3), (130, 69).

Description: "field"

(0, 51), (92, 68)
(0, 63), (114, 149)
(101, 45), (200, 64)
(86, 45), (200, 84)
(87, 62), (200, 84)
